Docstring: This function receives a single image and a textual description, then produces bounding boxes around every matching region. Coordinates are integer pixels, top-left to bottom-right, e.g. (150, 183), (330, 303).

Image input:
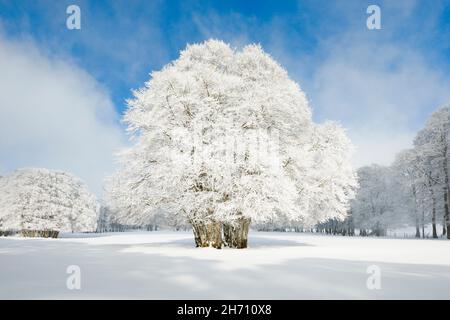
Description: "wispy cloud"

(302, 1), (450, 167)
(0, 32), (126, 194)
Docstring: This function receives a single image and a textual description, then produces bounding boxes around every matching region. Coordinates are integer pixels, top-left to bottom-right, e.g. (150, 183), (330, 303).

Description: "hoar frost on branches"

(414, 106), (450, 238)
(348, 105), (450, 239)
(0, 168), (98, 238)
(106, 39), (357, 248)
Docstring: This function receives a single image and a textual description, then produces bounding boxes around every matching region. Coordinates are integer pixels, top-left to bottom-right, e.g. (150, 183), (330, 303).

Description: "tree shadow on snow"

(248, 234), (314, 248)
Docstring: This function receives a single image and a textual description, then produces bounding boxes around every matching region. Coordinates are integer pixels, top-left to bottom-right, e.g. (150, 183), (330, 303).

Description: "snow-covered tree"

(391, 149), (425, 238)
(0, 168), (98, 237)
(347, 106), (450, 239)
(107, 39), (357, 248)
(302, 121), (357, 225)
(351, 165), (396, 236)
(413, 106), (450, 238)
(411, 144), (444, 238)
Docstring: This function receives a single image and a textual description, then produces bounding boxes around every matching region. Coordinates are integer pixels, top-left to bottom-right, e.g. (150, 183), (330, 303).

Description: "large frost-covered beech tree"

(0, 168), (98, 237)
(107, 39), (357, 248)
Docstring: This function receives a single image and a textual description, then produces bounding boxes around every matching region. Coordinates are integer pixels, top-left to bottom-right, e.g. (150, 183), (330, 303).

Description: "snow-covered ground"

(1, 231), (450, 299)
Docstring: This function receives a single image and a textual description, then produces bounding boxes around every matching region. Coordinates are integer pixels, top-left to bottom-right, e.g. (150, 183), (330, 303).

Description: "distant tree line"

(316, 106), (450, 238)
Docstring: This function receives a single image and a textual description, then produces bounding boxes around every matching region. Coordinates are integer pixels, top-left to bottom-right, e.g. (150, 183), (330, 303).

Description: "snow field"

(1, 231), (449, 299)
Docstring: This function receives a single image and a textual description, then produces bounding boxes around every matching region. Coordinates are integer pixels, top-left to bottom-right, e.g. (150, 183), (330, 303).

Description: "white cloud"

(0, 33), (126, 195)
(308, 34), (450, 168)
(349, 129), (415, 167)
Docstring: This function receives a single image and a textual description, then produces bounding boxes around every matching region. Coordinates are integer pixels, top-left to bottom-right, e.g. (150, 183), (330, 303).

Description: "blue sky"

(1, 0), (450, 193)
(2, 0), (449, 113)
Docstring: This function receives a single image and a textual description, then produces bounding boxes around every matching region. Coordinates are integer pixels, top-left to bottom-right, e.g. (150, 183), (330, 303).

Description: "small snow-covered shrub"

(0, 168), (98, 237)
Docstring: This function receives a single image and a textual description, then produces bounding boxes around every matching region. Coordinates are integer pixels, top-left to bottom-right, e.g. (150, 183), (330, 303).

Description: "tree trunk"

(191, 220), (222, 249)
(223, 217), (251, 249)
(415, 223), (421, 238)
(444, 143), (450, 239)
(415, 212), (420, 238)
(443, 220), (447, 237)
(431, 204), (437, 239)
(430, 188), (438, 238)
(445, 189), (450, 239)
(413, 187), (420, 238)
(21, 230), (59, 238)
